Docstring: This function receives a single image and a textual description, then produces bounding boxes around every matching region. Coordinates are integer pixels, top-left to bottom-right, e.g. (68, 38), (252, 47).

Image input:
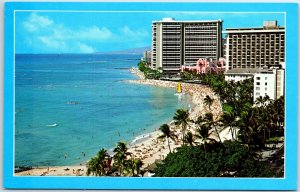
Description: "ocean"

(15, 54), (189, 167)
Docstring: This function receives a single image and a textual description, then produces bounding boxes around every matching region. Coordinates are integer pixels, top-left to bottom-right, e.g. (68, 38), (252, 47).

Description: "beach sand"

(15, 67), (226, 176)
(15, 165), (86, 176)
(126, 68), (223, 170)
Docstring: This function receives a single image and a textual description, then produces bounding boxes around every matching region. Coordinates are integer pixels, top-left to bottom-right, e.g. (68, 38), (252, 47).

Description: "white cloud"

(52, 25), (114, 41)
(22, 13), (104, 52)
(22, 13), (149, 53)
(23, 13), (54, 32)
(121, 26), (148, 39)
(52, 25), (71, 40)
(38, 36), (66, 49)
(77, 42), (95, 53)
(78, 26), (113, 40)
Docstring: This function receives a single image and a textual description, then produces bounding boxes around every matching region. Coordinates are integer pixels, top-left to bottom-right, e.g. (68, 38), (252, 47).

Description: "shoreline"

(15, 67), (223, 177)
(125, 68), (223, 170)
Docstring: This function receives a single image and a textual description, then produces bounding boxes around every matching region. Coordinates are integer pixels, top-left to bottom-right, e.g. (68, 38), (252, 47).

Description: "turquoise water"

(15, 54), (189, 166)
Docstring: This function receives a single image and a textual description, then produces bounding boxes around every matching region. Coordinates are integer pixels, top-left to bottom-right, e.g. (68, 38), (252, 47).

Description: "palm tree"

(124, 157), (143, 177)
(204, 95), (214, 110)
(213, 81), (229, 105)
(133, 158), (143, 176)
(219, 111), (237, 140)
(183, 131), (195, 146)
(225, 81), (236, 104)
(195, 124), (216, 156)
(204, 112), (222, 142)
(257, 112), (270, 146)
(255, 96), (264, 107)
(237, 109), (258, 148)
(173, 109), (190, 144)
(86, 148), (109, 176)
(263, 95), (270, 105)
(158, 124), (177, 153)
(113, 141), (131, 176)
(195, 115), (205, 125)
(272, 96), (284, 130)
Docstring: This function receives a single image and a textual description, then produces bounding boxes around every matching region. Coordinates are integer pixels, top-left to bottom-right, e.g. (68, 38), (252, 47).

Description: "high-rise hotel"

(224, 21), (285, 102)
(151, 18), (223, 73)
(224, 21), (285, 70)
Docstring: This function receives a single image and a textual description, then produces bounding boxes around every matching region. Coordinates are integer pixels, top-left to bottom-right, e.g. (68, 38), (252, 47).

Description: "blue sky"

(15, 11), (285, 54)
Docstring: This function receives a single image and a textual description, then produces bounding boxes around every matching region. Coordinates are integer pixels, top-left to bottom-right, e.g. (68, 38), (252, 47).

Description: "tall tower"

(152, 18), (222, 74)
(224, 21), (285, 70)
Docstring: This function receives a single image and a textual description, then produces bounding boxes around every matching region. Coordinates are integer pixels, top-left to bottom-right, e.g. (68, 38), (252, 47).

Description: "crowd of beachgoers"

(16, 67), (227, 176)
(124, 68), (226, 170)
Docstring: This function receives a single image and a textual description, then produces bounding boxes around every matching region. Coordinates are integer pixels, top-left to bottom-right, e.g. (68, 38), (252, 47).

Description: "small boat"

(175, 82), (185, 96)
(66, 101), (79, 105)
(47, 123), (58, 127)
(177, 82), (182, 93)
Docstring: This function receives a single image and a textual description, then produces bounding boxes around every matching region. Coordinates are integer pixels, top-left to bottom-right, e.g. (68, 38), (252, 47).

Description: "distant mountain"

(96, 46), (151, 55)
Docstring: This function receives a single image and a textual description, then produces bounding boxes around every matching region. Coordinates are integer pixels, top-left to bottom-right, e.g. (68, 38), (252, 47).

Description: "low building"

(225, 67), (285, 102)
(224, 68), (260, 82)
(275, 68), (285, 99)
(253, 68), (285, 101)
(181, 58), (225, 74)
(253, 69), (276, 100)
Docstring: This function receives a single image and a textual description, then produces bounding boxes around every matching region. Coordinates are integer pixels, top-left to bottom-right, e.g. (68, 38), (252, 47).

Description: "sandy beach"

(15, 67), (225, 176)
(15, 165), (86, 176)
(126, 68), (224, 170)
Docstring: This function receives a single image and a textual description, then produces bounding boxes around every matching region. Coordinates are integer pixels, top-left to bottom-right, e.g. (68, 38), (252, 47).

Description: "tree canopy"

(154, 141), (274, 177)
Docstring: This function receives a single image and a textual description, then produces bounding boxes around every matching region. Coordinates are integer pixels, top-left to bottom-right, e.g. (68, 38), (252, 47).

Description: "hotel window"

(256, 87), (260, 90)
(256, 77), (260, 80)
(265, 82), (267, 85)
(265, 77), (267, 80)
(256, 82), (260, 85)
(265, 87), (267, 91)
(256, 92), (260, 96)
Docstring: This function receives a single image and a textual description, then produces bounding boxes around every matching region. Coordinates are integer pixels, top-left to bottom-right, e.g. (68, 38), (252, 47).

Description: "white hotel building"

(151, 18), (223, 73)
(253, 68), (285, 101)
(223, 21), (285, 70)
(224, 21), (285, 102)
(224, 67), (285, 102)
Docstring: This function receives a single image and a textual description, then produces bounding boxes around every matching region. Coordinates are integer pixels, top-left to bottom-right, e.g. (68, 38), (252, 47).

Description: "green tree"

(255, 96), (265, 107)
(183, 131), (195, 146)
(219, 111), (237, 140)
(153, 141), (274, 177)
(204, 112), (222, 142)
(173, 109), (190, 144)
(124, 157), (143, 176)
(158, 124), (177, 153)
(86, 148), (110, 176)
(195, 124), (216, 156)
(138, 61), (147, 72)
(113, 142), (131, 176)
(204, 95), (214, 110)
(237, 109), (259, 148)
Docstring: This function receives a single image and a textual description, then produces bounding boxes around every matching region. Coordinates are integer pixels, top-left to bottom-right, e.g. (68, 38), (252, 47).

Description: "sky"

(15, 11), (285, 54)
